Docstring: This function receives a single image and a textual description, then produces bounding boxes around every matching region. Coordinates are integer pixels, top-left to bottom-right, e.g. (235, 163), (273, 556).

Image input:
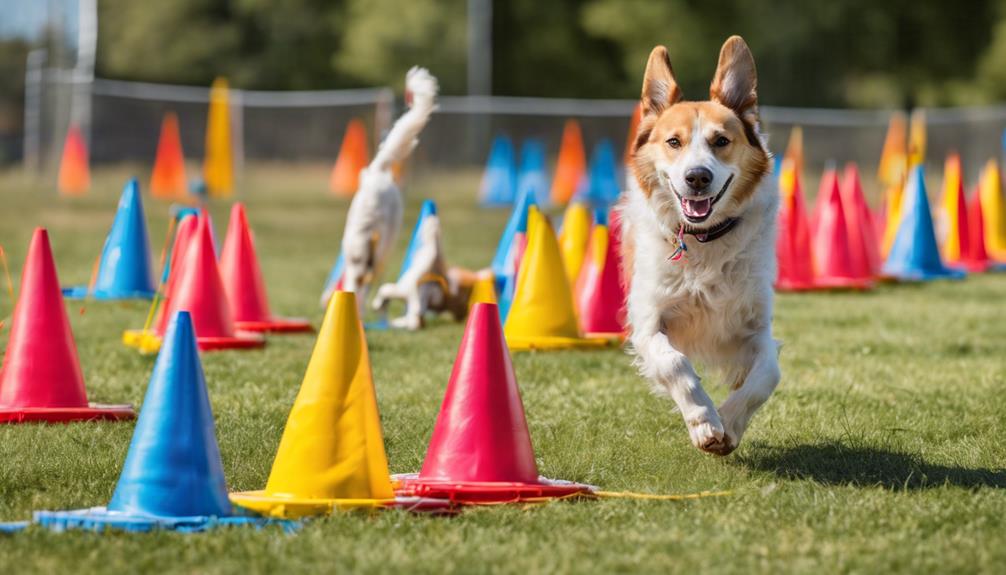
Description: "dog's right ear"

(641, 46), (682, 117)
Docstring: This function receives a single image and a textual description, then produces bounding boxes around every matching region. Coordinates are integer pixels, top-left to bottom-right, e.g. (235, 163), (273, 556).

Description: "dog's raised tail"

(370, 67), (439, 172)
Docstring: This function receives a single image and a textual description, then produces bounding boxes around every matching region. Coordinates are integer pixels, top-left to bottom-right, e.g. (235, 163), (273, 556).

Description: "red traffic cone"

(575, 223), (626, 339)
(220, 203), (311, 333)
(155, 213), (200, 335)
(395, 303), (592, 503)
(776, 160), (818, 291)
(811, 166), (838, 234)
(840, 163), (881, 278)
(157, 215), (264, 351)
(0, 229), (134, 422)
(960, 186), (1002, 272)
(813, 172), (873, 289)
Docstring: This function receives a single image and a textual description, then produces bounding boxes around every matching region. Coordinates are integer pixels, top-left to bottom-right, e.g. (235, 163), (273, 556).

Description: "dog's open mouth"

(675, 174), (733, 223)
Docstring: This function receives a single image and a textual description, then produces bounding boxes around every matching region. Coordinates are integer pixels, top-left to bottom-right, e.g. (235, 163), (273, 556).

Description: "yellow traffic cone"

(939, 153), (964, 261)
(504, 207), (608, 351)
(783, 126), (803, 179)
(558, 201), (591, 284)
(979, 158), (1006, 260)
(203, 77), (234, 197)
(882, 177), (906, 257)
(230, 291), (395, 517)
(467, 270), (497, 309)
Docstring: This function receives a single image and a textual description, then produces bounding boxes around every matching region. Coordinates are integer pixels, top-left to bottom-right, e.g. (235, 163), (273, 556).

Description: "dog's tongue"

(682, 197), (713, 218)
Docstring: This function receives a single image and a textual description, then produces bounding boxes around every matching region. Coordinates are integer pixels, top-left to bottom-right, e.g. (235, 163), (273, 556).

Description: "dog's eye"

(714, 136), (730, 148)
(666, 137), (681, 149)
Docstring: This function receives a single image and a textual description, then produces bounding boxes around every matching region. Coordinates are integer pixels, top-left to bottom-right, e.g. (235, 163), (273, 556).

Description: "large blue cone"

(107, 311), (231, 518)
(586, 139), (620, 207)
(491, 185), (537, 296)
(480, 136), (516, 206)
(63, 178), (156, 300)
(398, 200), (437, 279)
(517, 139), (550, 207)
(882, 165), (965, 281)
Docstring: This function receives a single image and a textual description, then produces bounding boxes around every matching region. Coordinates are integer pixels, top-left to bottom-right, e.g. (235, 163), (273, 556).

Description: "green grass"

(0, 165), (1003, 574)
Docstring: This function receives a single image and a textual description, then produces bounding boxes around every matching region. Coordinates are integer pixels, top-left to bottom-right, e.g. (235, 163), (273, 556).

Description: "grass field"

(0, 165), (1003, 574)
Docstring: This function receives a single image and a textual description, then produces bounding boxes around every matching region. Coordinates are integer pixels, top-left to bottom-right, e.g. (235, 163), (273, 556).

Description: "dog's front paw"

(686, 412), (735, 456)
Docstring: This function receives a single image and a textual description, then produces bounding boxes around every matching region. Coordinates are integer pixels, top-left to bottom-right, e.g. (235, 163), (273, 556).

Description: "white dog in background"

(337, 67), (439, 310)
(622, 36), (781, 456)
(371, 213), (472, 330)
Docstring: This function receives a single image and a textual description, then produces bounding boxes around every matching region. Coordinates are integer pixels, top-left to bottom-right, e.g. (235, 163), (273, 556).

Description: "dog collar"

(680, 217), (741, 243)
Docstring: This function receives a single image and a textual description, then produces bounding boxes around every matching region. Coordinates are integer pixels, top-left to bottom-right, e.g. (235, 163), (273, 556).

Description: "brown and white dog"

(622, 36), (780, 455)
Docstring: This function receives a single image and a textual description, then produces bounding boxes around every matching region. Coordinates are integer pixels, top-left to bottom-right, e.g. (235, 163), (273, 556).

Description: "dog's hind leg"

(717, 334), (781, 454)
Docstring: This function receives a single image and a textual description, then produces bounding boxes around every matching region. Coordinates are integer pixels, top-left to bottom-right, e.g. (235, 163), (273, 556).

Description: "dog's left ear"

(710, 36), (758, 125)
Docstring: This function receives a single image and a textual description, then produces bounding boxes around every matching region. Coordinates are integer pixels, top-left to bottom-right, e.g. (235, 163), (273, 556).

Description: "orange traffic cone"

(58, 125), (90, 196)
(329, 119), (370, 197)
(551, 120), (586, 205)
(150, 112), (188, 200)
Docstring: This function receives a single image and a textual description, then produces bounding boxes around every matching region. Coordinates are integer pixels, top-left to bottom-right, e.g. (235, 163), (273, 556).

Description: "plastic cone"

(231, 292), (449, 517)
(395, 303), (593, 503)
(330, 119), (370, 197)
(939, 153), (967, 263)
(558, 201), (591, 284)
(480, 136), (517, 206)
(882, 165), (964, 281)
(517, 139), (550, 207)
(320, 252), (346, 306)
(150, 112), (189, 200)
(133, 216), (265, 351)
(491, 185), (537, 300)
(397, 200), (438, 280)
(220, 203), (311, 333)
(586, 140), (620, 207)
(58, 125), (90, 196)
(63, 179), (156, 300)
(504, 208), (608, 350)
(908, 109), (926, 167)
(467, 271), (497, 309)
(840, 163), (882, 277)
(812, 171), (872, 288)
(775, 160), (819, 291)
(784, 126), (804, 179)
(979, 159), (1006, 260)
(957, 186), (1005, 272)
(551, 120), (586, 205)
(624, 103), (641, 166)
(575, 223), (626, 339)
(881, 178), (906, 257)
(31, 312), (287, 532)
(203, 77), (234, 198)
(0, 229), (134, 423)
(811, 166), (838, 234)
(878, 112), (908, 187)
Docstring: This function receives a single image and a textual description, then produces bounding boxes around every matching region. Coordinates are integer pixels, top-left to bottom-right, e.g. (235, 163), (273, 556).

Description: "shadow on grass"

(737, 442), (1006, 490)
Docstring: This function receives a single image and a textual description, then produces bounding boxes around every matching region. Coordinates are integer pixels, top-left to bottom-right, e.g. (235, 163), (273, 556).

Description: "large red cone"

(811, 167), (838, 234)
(0, 229), (134, 422)
(813, 173), (873, 288)
(158, 216), (264, 351)
(960, 186), (1001, 272)
(395, 303), (592, 503)
(220, 203), (311, 333)
(840, 163), (881, 278)
(776, 160), (818, 291)
(154, 213), (200, 336)
(575, 223), (626, 339)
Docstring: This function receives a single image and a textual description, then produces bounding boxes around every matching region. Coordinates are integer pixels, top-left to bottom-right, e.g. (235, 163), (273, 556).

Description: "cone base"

(394, 474), (594, 504)
(949, 260), (1006, 274)
(505, 334), (611, 351)
(810, 276), (874, 290)
(62, 286), (156, 301)
(880, 267), (966, 282)
(774, 279), (823, 292)
(229, 491), (453, 518)
(30, 507), (294, 533)
(582, 331), (626, 342)
(0, 404), (136, 424)
(123, 329), (266, 353)
(235, 317), (313, 333)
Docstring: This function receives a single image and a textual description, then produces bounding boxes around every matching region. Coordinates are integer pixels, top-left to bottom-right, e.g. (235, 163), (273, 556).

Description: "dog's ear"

(641, 46), (682, 117)
(710, 36), (758, 123)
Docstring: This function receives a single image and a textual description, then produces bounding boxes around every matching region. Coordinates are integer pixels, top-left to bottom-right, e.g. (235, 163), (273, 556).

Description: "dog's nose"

(684, 167), (713, 191)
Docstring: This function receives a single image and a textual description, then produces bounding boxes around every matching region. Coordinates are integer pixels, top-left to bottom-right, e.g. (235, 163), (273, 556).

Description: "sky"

(0, 0), (78, 44)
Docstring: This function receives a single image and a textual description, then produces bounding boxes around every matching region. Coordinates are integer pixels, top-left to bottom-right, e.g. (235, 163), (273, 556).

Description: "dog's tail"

(369, 67), (439, 172)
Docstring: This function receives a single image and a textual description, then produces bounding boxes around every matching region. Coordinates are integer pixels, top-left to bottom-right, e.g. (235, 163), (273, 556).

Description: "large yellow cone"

(979, 158), (1006, 260)
(203, 77), (234, 197)
(230, 291), (395, 517)
(504, 207), (608, 351)
(558, 201), (591, 284)
(939, 153), (964, 260)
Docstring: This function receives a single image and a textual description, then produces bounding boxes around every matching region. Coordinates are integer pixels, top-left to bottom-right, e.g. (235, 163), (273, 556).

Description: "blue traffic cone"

(63, 178), (156, 300)
(26, 311), (291, 533)
(397, 200), (437, 279)
(491, 185), (537, 299)
(586, 139), (620, 207)
(480, 136), (516, 206)
(517, 139), (550, 207)
(882, 165), (965, 281)
(320, 252), (346, 306)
